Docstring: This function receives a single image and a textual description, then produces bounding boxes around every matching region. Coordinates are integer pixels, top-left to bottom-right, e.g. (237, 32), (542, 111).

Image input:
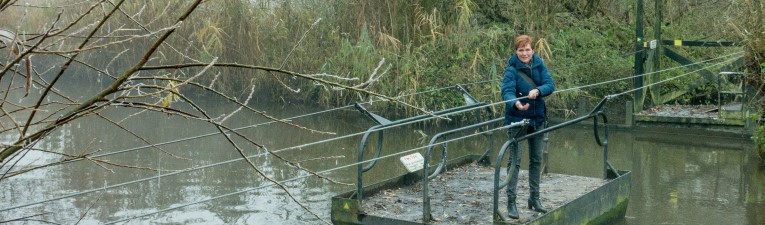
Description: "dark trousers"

(506, 125), (544, 199)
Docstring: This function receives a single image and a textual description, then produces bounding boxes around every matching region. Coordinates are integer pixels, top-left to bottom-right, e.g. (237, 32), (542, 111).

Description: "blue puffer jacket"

(501, 54), (555, 127)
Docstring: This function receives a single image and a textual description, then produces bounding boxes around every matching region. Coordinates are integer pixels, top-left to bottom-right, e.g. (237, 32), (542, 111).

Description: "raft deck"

(335, 96), (631, 224)
(363, 163), (606, 224)
(331, 156), (631, 225)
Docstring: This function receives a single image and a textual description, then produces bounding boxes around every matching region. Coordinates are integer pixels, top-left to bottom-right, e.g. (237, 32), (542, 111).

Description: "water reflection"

(1, 100), (764, 224)
(542, 125), (761, 225)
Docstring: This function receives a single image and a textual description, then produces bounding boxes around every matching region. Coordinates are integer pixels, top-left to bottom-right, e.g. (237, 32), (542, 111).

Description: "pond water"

(0, 98), (762, 225)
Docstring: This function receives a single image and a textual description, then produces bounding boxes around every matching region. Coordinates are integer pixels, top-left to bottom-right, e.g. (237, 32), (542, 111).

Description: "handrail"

(420, 117), (512, 222)
(352, 86), (488, 201)
(492, 96), (620, 222)
(354, 102), (485, 173)
(716, 71), (746, 119)
(455, 84), (499, 165)
(423, 117), (505, 180)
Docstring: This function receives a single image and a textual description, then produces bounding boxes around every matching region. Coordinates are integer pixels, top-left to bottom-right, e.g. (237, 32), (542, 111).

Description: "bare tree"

(0, 0), (418, 223)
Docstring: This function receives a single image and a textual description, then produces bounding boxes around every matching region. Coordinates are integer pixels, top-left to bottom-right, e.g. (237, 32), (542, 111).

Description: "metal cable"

(552, 49), (646, 71)
(0, 83), (511, 212)
(10, 47), (646, 166)
(111, 51), (733, 222)
(460, 49), (650, 85)
(556, 51), (743, 95)
(104, 122), (515, 224)
(1, 95), (516, 212)
(106, 51), (736, 222)
(2, 50), (741, 213)
(3, 82), (464, 170)
(609, 55), (742, 98)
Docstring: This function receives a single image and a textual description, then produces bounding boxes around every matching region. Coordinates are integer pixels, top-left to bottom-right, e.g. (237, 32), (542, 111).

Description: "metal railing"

(420, 118), (524, 222)
(492, 96), (621, 221)
(352, 85), (493, 201)
(717, 71), (746, 119)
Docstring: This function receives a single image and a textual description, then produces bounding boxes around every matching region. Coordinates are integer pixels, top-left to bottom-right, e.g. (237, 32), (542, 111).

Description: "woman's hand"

(528, 89), (540, 99)
(515, 101), (529, 110)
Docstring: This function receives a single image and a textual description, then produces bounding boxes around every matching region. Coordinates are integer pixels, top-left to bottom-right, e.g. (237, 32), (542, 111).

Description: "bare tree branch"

(0, 0), (202, 162)
(130, 77), (337, 135)
(139, 62), (436, 116)
(0, 1), (410, 223)
(20, 0), (124, 141)
(0, 212), (58, 225)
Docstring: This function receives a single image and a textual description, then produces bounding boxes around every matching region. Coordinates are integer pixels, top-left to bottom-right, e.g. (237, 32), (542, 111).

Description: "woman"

(501, 34), (555, 219)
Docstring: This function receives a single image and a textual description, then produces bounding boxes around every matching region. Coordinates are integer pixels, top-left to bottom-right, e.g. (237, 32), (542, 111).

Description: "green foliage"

(314, 24), (382, 106)
(454, 0), (476, 28)
(414, 129), (429, 145)
(46, 0), (760, 121)
(181, 0), (638, 119)
(543, 15), (633, 116)
(753, 123), (765, 161)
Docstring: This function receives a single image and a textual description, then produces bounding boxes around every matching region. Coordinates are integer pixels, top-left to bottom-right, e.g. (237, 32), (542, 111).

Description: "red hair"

(514, 35), (533, 50)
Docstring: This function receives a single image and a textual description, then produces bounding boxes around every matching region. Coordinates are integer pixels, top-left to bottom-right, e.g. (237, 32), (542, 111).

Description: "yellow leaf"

(162, 81), (180, 107)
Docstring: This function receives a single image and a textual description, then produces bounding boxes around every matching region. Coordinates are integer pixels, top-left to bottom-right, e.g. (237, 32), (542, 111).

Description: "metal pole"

(634, 0), (645, 112)
(653, 0), (662, 74)
(718, 73), (722, 119)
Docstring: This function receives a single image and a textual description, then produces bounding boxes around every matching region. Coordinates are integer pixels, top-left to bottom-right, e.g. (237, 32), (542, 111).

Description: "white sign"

(400, 152), (425, 173)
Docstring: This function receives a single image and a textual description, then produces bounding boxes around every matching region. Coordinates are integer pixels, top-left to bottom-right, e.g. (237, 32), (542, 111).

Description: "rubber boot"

(507, 196), (519, 219)
(528, 192), (548, 213)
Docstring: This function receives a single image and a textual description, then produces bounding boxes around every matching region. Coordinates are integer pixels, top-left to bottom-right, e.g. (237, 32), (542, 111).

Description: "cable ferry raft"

(330, 91), (631, 225)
